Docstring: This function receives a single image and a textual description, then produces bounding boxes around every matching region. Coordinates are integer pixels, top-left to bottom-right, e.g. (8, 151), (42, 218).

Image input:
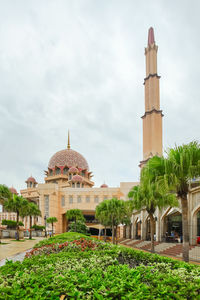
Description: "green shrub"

(1, 220), (24, 229)
(68, 220), (89, 234)
(31, 224), (45, 231)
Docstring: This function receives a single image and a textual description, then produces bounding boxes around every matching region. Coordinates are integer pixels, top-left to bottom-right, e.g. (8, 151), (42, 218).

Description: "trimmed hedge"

(1, 220), (24, 229)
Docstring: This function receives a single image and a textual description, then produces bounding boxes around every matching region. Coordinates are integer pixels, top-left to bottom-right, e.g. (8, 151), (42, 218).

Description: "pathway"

(0, 237), (45, 266)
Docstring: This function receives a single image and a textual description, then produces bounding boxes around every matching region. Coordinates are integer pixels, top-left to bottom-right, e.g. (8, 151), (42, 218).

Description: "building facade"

(18, 135), (137, 234)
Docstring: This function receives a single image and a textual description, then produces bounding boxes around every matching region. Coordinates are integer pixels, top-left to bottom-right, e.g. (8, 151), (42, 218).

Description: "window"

(69, 174), (72, 180)
(50, 169), (53, 176)
(56, 168), (61, 175)
(61, 196), (65, 207)
(86, 196), (90, 203)
(69, 196), (73, 204)
(77, 196), (81, 203)
(94, 196), (99, 203)
(77, 182), (80, 188)
(30, 182), (32, 187)
(82, 184), (84, 188)
(44, 195), (49, 218)
(72, 183), (75, 188)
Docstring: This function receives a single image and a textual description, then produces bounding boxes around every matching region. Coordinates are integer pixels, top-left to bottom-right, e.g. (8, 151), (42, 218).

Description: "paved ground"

(0, 237), (45, 266)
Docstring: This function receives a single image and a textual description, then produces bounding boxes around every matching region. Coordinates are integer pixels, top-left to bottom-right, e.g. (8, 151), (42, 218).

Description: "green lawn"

(0, 232), (200, 299)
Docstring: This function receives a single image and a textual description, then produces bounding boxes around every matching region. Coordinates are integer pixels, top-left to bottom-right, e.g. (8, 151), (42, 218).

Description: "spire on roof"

(148, 27), (155, 46)
(67, 130), (70, 149)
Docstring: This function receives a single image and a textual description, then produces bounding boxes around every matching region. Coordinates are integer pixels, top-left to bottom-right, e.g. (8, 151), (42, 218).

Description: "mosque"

(0, 27), (200, 244)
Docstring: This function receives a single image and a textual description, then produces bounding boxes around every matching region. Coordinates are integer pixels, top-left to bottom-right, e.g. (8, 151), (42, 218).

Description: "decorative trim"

(143, 73), (160, 85)
(141, 108), (164, 119)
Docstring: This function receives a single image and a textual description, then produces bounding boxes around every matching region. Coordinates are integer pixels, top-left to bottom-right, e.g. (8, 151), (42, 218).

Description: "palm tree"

(21, 202), (41, 239)
(66, 209), (85, 232)
(122, 200), (134, 239)
(95, 201), (110, 241)
(129, 162), (177, 253)
(150, 141), (200, 261)
(95, 198), (125, 244)
(3, 195), (28, 240)
(46, 217), (58, 236)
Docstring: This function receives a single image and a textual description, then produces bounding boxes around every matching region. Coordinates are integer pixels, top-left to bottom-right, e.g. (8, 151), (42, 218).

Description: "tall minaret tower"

(140, 27), (163, 168)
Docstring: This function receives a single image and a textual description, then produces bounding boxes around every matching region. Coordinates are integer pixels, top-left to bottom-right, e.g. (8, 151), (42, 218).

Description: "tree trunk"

(29, 216), (32, 239)
(16, 212), (19, 241)
(149, 214), (155, 253)
(104, 226), (107, 242)
(129, 224), (132, 239)
(115, 226), (118, 245)
(123, 226), (126, 238)
(52, 222), (54, 236)
(112, 224), (114, 244)
(181, 197), (189, 262)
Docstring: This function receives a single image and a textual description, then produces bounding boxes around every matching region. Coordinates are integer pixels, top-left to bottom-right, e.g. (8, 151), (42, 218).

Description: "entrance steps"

(119, 239), (200, 261)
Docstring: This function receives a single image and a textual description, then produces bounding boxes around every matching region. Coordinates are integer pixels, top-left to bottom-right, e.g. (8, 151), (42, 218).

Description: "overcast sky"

(0, 0), (199, 192)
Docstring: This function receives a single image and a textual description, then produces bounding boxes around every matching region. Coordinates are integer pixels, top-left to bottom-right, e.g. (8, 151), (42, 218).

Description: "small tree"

(66, 209), (85, 232)
(4, 195), (28, 240)
(46, 217), (58, 236)
(21, 202), (41, 239)
(0, 184), (12, 204)
(0, 184), (12, 243)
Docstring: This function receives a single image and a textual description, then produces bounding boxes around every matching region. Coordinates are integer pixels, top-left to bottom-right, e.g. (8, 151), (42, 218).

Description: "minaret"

(140, 27), (163, 168)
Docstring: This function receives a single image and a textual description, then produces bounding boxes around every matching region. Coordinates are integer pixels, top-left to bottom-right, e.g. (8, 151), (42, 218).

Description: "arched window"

(72, 183), (75, 188)
(63, 167), (69, 174)
(77, 182), (80, 188)
(49, 169), (53, 176)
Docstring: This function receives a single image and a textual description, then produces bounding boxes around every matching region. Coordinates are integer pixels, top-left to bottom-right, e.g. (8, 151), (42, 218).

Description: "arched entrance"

(197, 211), (200, 237)
(164, 210), (182, 242)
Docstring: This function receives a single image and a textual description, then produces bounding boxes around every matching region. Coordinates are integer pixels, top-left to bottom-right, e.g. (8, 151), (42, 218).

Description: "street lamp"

(44, 216), (47, 238)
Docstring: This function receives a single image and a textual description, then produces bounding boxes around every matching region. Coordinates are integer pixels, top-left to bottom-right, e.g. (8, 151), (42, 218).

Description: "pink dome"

(71, 175), (83, 182)
(26, 176), (37, 183)
(69, 167), (79, 173)
(9, 187), (18, 195)
(100, 183), (108, 188)
(48, 149), (89, 170)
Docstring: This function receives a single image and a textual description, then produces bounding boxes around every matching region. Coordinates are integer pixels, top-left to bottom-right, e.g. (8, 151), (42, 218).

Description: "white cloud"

(0, 0), (199, 192)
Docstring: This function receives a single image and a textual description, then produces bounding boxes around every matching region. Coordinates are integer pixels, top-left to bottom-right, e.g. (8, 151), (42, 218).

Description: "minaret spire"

(148, 27), (155, 46)
(67, 130), (70, 149)
(139, 27), (163, 168)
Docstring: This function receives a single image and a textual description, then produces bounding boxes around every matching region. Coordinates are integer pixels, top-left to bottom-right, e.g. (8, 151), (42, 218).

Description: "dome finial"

(67, 130), (70, 149)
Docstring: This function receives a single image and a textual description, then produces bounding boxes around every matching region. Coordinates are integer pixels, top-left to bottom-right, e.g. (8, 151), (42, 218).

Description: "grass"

(10, 239), (26, 242)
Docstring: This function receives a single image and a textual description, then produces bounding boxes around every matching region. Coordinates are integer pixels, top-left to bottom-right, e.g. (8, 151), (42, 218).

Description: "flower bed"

(26, 238), (111, 258)
(0, 233), (200, 299)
